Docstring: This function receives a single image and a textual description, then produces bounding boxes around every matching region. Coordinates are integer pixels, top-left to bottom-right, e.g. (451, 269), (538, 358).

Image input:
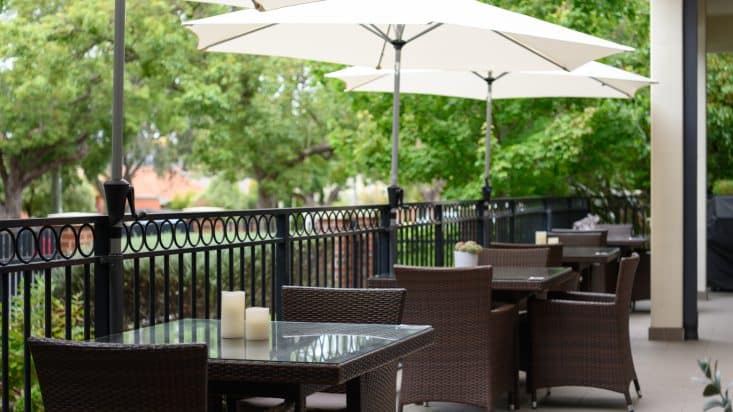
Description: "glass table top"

(563, 246), (620, 258)
(491, 266), (572, 283)
(96, 319), (431, 364)
(373, 266), (571, 283)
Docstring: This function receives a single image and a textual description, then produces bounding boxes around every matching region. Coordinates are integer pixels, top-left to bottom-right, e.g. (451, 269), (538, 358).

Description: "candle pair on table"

(535, 231), (560, 245)
(221, 291), (271, 341)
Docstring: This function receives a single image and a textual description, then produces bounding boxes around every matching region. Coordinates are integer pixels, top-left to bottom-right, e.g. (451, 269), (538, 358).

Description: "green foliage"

(2, 280), (85, 411)
(168, 192), (196, 210)
(22, 171), (97, 217)
(696, 359), (733, 412)
(196, 175), (256, 210)
(707, 53), (733, 186)
(713, 180), (733, 196)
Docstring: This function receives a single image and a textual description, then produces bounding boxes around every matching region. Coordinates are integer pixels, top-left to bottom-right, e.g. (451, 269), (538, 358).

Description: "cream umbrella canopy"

(188, 0), (322, 11)
(183, 0), (633, 190)
(326, 62), (654, 194)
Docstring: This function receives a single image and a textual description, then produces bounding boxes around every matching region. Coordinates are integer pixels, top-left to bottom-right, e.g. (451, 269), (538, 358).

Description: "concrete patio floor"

(402, 292), (733, 412)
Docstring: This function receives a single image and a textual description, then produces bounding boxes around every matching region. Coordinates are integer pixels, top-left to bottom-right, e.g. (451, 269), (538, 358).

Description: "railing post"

(434, 204), (444, 267)
(476, 200), (489, 247)
(274, 213), (290, 319)
(387, 186), (403, 273)
(378, 205), (392, 275)
(93, 221), (111, 338)
(544, 198), (552, 232)
(509, 200), (516, 243)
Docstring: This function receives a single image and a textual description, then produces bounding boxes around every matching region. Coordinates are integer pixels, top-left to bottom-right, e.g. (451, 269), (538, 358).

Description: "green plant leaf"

(704, 384), (721, 397)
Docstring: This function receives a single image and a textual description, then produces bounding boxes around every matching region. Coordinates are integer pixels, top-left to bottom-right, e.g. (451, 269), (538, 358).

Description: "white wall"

(650, 0), (685, 336)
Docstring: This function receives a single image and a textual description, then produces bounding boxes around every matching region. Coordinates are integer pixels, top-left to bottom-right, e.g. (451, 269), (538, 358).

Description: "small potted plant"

(454, 241), (482, 267)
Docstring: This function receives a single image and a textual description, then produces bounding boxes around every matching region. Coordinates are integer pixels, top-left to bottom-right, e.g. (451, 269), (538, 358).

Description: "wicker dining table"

(562, 246), (621, 292)
(368, 266), (574, 301)
(96, 319), (434, 412)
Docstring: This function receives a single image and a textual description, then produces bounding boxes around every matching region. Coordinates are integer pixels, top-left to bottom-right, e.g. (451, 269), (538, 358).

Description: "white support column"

(697, 0), (708, 299)
(649, 0), (685, 341)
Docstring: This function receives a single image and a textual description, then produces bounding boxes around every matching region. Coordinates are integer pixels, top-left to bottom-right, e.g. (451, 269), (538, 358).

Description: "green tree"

(184, 58), (361, 208)
(0, 0), (212, 218)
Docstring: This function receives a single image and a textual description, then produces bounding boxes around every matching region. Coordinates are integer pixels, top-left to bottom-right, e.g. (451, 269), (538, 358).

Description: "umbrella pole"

(387, 27), (405, 272)
(481, 77), (494, 246)
(483, 77), (494, 203)
(101, 0), (129, 335)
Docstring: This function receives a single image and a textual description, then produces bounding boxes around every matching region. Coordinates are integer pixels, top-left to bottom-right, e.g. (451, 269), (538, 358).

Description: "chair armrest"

(546, 291), (615, 303)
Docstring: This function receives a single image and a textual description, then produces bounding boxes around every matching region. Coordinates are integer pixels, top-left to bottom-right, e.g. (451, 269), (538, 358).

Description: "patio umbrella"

(325, 62), (654, 195)
(183, 0), (633, 191)
(188, 0), (322, 11)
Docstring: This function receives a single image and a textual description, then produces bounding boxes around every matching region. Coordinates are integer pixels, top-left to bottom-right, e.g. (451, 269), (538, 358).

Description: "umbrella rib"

(375, 25), (393, 69)
(361, 24), (392, 43)
(198, 23), (279, 51)
(492, 31), (569, 71)
(589, 76), (632, 98)
(345, 73), (393, 92)
(404, 23), (444, 44)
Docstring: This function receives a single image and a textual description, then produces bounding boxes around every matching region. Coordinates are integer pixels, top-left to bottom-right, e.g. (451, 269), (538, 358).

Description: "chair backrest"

(489, 242), (563, 266)
(281, 286), (406, 324)
(597, 224), (633, 239)
(479, 247), (550, 267)
(615, 253), (640, 308)
(549, 229), (608, 246)
(28, 337), (208, 412)
(393, 265), (493, 395)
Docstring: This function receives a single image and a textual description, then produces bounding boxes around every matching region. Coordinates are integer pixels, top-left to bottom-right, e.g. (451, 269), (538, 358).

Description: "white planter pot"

(454, 251), (478, 267)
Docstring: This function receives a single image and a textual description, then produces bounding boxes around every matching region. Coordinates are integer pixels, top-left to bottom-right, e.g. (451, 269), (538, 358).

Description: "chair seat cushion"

(238, 392), (347, 412)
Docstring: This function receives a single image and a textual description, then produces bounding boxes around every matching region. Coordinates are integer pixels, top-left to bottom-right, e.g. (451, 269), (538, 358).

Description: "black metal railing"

(0, 194), (645, 411)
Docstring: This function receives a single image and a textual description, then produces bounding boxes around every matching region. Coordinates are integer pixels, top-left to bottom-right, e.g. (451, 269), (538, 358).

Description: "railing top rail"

(0, 214), (107, 228)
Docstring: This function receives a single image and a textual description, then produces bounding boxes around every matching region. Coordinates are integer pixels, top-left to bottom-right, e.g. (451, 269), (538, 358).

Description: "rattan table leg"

(345, 375), (363, 412)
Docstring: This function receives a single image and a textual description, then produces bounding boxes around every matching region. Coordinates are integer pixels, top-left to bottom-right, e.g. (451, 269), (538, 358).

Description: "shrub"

(713, 180), (733, 196)
(2, 280), (85, 411)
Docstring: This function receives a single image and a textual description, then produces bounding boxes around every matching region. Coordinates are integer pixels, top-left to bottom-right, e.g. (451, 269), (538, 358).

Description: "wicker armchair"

(394, 265), (518, 411)
(528, 254), (642, 411)
(28, 337), (208, 412)
(549, 229), (608, 246)
(238, 286), (407, 412)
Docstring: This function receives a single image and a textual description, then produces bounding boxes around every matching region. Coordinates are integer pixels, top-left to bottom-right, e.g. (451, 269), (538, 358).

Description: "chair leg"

(634, 378), (642, 398)
(624, 391), (634, 412)
(209, 393), (224, 412)
(507, 391), (516, 411)
(531, 391), (537, 409)
(226, 396), (237, 412)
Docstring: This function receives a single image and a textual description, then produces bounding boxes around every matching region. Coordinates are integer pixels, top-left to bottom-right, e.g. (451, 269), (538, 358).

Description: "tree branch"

(20, 134), (90, 186)
(283, 143), (333, 168)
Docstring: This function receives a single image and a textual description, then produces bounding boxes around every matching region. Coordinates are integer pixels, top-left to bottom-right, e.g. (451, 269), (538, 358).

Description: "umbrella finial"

(252, 0), (265, 11)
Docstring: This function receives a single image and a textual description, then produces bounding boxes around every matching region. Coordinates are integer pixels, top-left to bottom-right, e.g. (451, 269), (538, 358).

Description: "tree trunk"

(0, 175), (24, 218)
(256, 184), (278, 209)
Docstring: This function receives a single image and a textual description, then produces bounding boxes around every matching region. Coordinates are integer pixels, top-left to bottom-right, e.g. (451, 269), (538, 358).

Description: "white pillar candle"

(245, 307), (271, 341)
(535, 231), (548, 245)
(221, 291), (246, 339)
(547, 237), (560, 245)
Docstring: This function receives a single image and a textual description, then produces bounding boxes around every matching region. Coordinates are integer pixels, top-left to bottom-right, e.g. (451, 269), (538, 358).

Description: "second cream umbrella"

(326, 62), (654, 196)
